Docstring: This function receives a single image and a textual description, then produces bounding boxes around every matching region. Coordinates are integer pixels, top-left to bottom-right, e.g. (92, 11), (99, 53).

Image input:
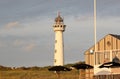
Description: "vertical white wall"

(54, 31), (64, 66)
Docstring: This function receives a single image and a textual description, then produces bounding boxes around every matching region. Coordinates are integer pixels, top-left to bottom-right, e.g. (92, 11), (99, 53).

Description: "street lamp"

(94, 0), (97, 75)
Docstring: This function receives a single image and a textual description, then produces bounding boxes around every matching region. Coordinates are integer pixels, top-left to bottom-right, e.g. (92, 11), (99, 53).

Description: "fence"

(93, 74), (120, 79)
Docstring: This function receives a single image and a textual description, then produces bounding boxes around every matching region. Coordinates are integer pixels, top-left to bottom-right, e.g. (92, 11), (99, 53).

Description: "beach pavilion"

(84, 34), (120, 79)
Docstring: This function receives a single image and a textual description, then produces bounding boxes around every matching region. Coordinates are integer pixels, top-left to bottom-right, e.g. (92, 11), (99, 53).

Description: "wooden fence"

(93, 74), (120, 79)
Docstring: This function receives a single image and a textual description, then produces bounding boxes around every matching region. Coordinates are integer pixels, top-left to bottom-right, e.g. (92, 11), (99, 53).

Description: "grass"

(0, 62), (86, 79)
(0, 68), (85, 79)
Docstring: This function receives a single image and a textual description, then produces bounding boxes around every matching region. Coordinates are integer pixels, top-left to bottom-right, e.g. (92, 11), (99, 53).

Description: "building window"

(104, 52), (109, 62)
(107, 41), (111, 46)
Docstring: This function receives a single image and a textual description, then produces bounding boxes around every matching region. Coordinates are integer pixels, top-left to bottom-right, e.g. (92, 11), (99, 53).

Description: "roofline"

(84, 34), (120, 55)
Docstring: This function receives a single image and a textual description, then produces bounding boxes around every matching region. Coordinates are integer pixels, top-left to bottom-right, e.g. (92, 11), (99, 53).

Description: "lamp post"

(94, 0), (97, 65)
(93, 0), (97, 75)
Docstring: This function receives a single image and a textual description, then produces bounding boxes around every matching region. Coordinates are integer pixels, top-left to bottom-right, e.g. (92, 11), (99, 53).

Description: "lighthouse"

(53, 13), (66, 66)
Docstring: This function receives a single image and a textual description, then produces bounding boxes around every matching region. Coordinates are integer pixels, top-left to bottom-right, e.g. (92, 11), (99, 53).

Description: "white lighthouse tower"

(53, 13), (66, 66)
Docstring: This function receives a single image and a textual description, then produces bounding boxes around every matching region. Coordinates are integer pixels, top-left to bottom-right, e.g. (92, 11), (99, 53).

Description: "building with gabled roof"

(84, 34), (120, 79)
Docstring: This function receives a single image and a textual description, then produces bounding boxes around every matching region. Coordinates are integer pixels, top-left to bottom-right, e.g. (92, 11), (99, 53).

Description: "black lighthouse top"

(55, 12), (63, 22)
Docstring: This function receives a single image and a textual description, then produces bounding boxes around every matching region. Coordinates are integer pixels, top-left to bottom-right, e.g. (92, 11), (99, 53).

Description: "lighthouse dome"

(55, 15), (63, 22)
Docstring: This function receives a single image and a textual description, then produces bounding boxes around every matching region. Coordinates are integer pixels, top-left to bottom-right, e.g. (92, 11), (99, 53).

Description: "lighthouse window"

(55, 40), (57, 43)
(55, 49), (57, 53)
(54, 59), (56, 63)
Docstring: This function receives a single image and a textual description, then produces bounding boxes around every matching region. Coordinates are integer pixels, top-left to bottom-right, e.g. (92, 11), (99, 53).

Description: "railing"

(95, 49), (120, 65)
(93, 74), (120, 79)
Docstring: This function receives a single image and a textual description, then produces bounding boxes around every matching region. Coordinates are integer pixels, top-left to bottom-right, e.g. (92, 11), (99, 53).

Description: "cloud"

(24, 43), (36, 52)
(0, 41), (6, 47)
(13, 40), (24, 46)
(73, 14), (93, 22)
(5, 21), (20, 29)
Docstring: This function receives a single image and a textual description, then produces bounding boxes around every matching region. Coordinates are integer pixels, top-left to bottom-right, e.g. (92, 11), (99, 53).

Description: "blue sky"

(0, 0), (120, 67)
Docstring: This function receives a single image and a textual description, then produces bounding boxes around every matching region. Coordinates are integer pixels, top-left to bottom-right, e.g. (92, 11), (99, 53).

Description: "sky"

(0, 0), (120, 67)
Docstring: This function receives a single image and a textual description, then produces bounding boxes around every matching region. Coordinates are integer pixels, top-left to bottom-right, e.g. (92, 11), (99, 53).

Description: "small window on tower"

(55, 50), (57, 53)
(54, 59), (56, 63)
(55, 40), (57, 43)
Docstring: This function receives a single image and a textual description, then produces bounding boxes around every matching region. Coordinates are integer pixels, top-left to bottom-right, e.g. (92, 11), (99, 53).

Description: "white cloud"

(24, 43), (36, 52)
(0, 16), (52, 38)
(13, 40), (24, 46)
(5, 21), (20, 30)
